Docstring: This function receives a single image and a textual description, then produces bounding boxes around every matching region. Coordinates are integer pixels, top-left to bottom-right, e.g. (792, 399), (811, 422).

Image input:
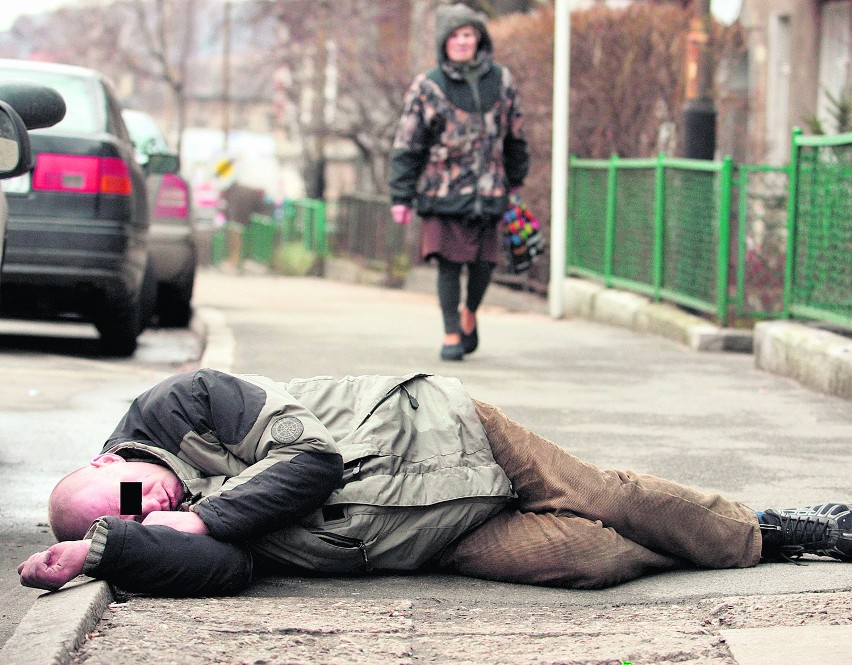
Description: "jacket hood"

(435, 3), (493, 67)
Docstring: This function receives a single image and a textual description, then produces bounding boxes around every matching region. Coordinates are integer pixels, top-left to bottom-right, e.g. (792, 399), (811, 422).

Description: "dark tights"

(436, 257), (494, 334)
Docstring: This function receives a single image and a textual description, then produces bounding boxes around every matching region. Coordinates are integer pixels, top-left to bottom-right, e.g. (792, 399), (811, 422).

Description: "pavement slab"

(721, 625), (852, 665)
(72, 590), (852, 664)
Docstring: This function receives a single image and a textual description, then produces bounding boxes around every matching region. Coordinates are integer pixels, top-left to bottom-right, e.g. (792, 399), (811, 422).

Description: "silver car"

(122, 108), (197, 327)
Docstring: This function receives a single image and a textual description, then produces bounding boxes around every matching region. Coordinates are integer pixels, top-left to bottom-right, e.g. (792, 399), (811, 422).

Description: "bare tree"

(3, 0), (199, 154)
(330, 0), (413, 193)
(264, 0), (413, 195)
(112, 0), (198, 154)
(2, 1), (123, 69)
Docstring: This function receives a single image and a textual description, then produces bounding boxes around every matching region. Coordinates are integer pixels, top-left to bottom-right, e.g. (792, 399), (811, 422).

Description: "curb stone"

(561, 277), (753, 353)
(754, 320), (852, 400)
(0, 578), (113, 665)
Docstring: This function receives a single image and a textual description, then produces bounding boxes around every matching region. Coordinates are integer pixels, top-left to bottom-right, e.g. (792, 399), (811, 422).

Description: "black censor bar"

(120, 481), (143, 515)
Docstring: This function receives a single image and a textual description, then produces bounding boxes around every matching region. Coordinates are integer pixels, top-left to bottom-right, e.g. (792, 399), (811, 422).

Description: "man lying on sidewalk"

(19, 369), (851, 596)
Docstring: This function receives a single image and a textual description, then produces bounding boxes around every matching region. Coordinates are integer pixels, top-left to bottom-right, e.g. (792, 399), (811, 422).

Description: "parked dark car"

(122, 109), (196, 327)
(0, 59), (169, 355)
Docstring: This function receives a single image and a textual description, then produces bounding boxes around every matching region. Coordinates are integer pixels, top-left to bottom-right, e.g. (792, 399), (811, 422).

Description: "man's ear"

(90, 453), (126, 467)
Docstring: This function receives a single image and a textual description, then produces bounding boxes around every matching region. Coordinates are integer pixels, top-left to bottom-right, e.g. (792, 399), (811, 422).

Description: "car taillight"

(99, 157), (133, 195)
(154, 173), (189, 218)
(33, 154), (132, 196)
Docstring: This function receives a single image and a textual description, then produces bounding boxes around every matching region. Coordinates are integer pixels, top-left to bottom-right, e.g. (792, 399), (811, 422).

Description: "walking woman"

(389, 3), (529, 361)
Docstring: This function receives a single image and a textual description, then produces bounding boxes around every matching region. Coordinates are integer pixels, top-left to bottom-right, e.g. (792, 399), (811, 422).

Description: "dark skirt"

(419, 216), (500, 265)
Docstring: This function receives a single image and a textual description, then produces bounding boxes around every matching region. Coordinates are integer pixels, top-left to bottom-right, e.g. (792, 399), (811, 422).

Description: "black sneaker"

(461, 327), (478, 354)
(760, 503), (851, 562)
(440, 342), (464, 361)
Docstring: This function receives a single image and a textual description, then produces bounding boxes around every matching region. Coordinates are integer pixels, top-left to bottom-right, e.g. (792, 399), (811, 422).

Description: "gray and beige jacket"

(388, 3), (529, 223)
(81, 369), (513, 596)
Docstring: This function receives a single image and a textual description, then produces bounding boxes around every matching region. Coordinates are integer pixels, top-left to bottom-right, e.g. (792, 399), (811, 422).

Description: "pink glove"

(391, 204), (413, 225)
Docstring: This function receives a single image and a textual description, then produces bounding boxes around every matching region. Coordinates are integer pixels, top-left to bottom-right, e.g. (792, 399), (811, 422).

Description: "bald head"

(47, 454), (186, 542)
(49, 466), (101, 541)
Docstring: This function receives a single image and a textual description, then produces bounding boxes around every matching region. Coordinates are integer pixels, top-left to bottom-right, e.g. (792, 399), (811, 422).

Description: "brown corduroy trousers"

(437, 401), (763, 589)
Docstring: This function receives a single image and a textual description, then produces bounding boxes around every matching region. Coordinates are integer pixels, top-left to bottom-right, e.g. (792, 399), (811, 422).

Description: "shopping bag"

(500, 195), (546, 274)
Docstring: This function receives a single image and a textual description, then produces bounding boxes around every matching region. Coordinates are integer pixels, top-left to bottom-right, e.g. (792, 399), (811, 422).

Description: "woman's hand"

(142, 510), (209, 535)
(391, 204), (412, 225)
(18, 540), (92, 591)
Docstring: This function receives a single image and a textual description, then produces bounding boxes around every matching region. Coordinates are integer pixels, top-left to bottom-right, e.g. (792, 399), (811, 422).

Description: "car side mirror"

(146, 152), (180, 175)
(0, 101), (33, 179)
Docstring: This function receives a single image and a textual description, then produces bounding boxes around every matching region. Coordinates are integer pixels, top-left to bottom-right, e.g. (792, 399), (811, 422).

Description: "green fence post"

(604, 154), (618, 286)
(565, 154), (575, 274)
(247, 215), (257, 262)
(653, 152), (666, 301)
(247, 213), (271, 265)
(715, 157), (733, 325)
(314, 200), (328, 255)
(735, 166), (749, 317)
(212, 228), (226, 265)
(303, 199), (314, 251)
(783, 128), (803, 319)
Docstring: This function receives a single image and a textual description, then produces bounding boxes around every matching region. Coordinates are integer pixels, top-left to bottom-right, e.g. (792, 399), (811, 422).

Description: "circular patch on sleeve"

(270, 416), (305, 444)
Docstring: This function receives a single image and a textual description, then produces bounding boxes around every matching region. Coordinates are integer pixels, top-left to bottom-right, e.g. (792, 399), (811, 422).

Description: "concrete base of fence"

(754, 321), (852, 400)
(561, 277), (753, 353)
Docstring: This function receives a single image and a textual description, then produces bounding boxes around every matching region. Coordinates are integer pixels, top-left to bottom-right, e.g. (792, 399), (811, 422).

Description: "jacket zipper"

(356, 375), (425, 428)
(317, 532), (373, 571)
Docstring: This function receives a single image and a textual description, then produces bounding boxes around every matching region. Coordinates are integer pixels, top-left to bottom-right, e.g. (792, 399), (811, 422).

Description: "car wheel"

(96, 298), (141, 356)
(157, 268), (195, 328)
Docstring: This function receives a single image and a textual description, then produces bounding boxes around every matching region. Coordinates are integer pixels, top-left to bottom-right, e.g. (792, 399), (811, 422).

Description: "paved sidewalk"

(4, 268), (851, 665)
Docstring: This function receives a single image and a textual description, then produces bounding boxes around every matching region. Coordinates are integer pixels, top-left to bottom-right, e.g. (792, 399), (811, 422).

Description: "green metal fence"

(283, 198), (329, 255)
(568, 153), (733, 323)
(734, 165), (789, 318)
(785, 130), (852, 327)
(244, 213), (277, 264)
(211, 198), (328, 268)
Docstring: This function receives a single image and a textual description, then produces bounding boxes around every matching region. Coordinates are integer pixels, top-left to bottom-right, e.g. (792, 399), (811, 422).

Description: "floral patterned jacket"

(389, 10), (529, 224)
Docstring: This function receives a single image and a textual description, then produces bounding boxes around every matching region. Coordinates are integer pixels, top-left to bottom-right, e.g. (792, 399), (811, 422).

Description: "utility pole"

(307, 0), (329, 199)
(549, 0), (570, 319)
(681, 0), (716, 159)
(222, 0), (231, 152)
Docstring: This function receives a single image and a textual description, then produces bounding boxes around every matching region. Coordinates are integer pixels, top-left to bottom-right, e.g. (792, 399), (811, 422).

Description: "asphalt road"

(0, 318), (202, 647)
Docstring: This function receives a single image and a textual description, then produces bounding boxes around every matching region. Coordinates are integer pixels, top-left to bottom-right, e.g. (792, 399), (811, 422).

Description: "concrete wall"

(741, 0), (848, 164)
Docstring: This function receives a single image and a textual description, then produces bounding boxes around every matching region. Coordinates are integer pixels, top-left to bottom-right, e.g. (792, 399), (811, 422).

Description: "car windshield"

(122, 110), (169, 154)
(0, 68), (104, 135)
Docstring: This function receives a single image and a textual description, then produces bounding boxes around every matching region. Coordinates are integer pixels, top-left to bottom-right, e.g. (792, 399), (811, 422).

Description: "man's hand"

(142, 510), (209, 534)
(391, 204), (412, 225)
(18, 540), (91, 591)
